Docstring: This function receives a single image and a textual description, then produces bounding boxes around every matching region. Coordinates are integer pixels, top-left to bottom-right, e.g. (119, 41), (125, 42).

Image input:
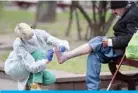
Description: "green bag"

(125, 31), (138, 60)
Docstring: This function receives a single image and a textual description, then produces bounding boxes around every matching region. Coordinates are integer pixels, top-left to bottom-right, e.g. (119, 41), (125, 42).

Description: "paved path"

(0, 34), (15, 50)
(0, 78), (17, 90)
(0, 61), (85, 90)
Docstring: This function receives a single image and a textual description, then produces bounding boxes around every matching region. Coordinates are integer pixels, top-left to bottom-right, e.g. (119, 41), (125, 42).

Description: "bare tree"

(33, 1), (41, 28)
(75, 8), (81, 40)
(65, 1), (75, 37)
(66, 1), (115, 40)
(65, 1), (82, 40)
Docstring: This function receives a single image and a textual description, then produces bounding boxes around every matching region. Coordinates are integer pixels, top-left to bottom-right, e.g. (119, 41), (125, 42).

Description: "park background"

(0, 1), (137, 76)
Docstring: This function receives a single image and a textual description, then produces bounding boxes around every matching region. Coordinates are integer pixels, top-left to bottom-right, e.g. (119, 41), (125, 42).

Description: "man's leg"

(85, 36), (111, 90)
(55, 36), (106, 90)
(86, 53), (101, 90)
(55, 36), (105, 64)
(55, 43), (93, 64)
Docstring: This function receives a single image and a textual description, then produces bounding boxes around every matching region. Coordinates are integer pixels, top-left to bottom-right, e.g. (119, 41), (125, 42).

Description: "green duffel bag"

(126, 31), (138, 60)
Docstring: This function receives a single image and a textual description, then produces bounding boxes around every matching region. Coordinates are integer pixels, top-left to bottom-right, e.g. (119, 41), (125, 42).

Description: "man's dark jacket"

(112, 3), (138, 49)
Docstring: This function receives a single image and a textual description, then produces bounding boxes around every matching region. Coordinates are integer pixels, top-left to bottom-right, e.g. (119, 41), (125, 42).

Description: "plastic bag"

(125, 31), (138, 60)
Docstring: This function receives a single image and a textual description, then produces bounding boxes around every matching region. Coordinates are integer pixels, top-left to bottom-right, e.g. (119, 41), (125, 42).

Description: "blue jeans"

(86, 36), (124, 90)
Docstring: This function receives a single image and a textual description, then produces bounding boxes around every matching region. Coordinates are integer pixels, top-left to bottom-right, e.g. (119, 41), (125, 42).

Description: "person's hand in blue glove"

(59, 46), (66, 52)
(46, 49), (54, 63)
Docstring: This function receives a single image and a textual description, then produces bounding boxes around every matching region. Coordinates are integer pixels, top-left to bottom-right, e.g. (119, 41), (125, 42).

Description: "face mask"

(25, 33), (37, 43)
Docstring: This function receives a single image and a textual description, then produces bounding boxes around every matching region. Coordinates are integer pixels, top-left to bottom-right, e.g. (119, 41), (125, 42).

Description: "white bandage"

(108, 39), (113, 47)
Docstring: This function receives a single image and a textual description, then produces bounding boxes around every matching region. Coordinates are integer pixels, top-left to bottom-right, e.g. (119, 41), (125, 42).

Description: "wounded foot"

(54, 45), (67, 64)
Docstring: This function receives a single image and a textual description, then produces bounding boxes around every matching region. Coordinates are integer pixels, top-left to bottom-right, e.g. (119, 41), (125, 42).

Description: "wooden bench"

(108, 57), (138, 90)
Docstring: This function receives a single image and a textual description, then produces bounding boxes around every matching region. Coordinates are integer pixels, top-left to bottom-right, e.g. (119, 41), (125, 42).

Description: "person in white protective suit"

(4, 23), (70, 90)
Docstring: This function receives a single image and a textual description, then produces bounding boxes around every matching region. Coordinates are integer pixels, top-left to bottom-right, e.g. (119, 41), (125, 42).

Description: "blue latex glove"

(46, 49), (54, 62)
(59, 46), (66, 52)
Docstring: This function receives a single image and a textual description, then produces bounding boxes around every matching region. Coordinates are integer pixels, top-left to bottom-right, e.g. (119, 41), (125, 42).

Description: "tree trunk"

(33, 1), (41, 28)
(76, 2), (93, 33)
(75, 9), (81, 40)
(102, 15), (115, 35)
(65, 2), (75, 37)
(38, 1), (56, 23)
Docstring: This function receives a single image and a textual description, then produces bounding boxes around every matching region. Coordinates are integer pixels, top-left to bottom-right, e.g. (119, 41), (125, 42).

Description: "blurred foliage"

(0, 9), (34, 34)
(0, 1), (5, 17)
(0, 8), (112, 34)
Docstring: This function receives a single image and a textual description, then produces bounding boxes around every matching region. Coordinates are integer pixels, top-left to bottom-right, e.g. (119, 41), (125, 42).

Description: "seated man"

(54, 1), (138, 90)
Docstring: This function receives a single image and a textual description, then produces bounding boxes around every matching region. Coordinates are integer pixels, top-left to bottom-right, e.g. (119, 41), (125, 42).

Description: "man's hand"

(102, 40), (108, 47)
(46, 49), (54, 62)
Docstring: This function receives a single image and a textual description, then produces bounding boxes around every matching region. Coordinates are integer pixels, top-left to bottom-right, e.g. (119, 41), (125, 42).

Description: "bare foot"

(54, 45), (67, 64)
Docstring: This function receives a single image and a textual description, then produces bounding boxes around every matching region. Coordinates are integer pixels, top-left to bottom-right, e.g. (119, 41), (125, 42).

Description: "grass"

(0, 9), (35, 34)
(1, 8), (136, 74)
(0, 51), (10, 62)
(1, 50), (112, 74)
(48, 55), (87, 74)
(2, 50), (137, 74)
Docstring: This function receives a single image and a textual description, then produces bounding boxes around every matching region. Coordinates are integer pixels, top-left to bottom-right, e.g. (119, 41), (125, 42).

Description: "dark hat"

(110, 1), (128, 9)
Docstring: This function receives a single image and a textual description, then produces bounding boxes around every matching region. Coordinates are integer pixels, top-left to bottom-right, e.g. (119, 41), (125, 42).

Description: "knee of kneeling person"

(45, 75), (56, 85)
